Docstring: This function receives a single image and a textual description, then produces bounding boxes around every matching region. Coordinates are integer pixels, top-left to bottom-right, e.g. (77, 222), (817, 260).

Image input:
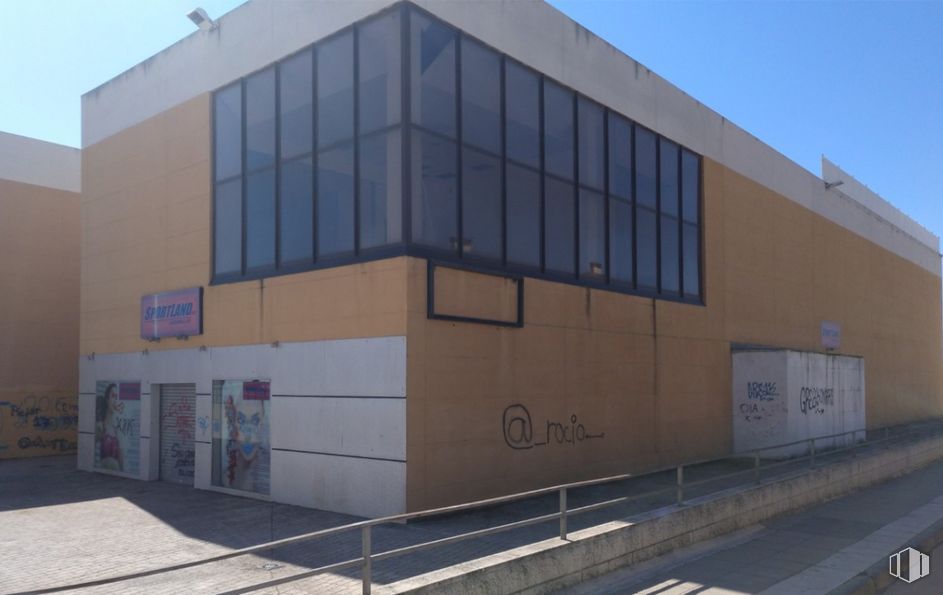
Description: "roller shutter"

(159, 384), (196, 485)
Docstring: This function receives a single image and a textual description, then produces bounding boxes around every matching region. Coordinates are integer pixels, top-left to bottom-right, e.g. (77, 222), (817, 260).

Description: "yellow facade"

(81, 97), (942, 511)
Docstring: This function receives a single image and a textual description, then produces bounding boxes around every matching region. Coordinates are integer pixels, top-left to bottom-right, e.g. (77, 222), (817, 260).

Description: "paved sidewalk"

(564, 458), (943, 595)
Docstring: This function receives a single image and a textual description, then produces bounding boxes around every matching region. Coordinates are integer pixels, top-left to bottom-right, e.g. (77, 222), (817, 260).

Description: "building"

(77, 0), (942, 518)
(0, 132), (81, 459)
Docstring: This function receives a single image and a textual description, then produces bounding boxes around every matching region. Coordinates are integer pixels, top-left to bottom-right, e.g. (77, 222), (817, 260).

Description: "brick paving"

(1, 420), (941, 594)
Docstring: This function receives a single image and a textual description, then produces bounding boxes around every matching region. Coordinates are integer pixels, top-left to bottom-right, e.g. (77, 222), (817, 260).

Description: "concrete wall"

(0, 133), (81, 460)
(732, 350), (865, 457)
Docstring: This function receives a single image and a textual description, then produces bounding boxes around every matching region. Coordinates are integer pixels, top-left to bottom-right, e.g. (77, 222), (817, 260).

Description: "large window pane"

(660, 139), (679, 217)
(280, 51), (313, 160)
(660, 215), (680, 295)
(682, 150), (699, 223)
(683, 221), (700, 298)
(318, 32), (354, 148)
(215, 84), (242, 181)
(609, 197), (633, 285)
(505, 61), (539, 168)
(280, 157), (313, 265)
(411, 131), (457, 251)
(461, 39), (500, 154)
(214, 179), (242, 275)
(462, 147), (501, 260)
(212, 380), (270, 495)
(506, 163), (540, 268)
(318, 143), (355, 256)
(637, 206), (657, 289)
(544, 81), (574, 180)
(608, 114), (631, 199)
(578, 98), (604, 190)
(360, 130), (402, 249)
(246, 169), (276, 270)
(359, 11), (401, 135)
(579, 188), (605, 279)
(635, 127), (656, 209)
(545, 176), (575, 275)
(246, 68), (276, 171)
(410, 13), (456, 137)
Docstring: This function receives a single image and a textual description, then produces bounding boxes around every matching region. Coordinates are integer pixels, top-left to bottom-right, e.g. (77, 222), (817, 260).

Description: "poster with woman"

(212, 379), (270, 495)
(94, 381), (141, 474)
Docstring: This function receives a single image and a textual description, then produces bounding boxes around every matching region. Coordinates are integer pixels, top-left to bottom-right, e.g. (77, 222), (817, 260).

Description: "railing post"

(362, 525), (371, 595)
(676, 465), (684, 505)
(851, 430), (857, 458)
(753, 451), (760, 484)
(885, 426), (890, 448)
(559, 487), (568, 540)
(809, 438), (816, 467)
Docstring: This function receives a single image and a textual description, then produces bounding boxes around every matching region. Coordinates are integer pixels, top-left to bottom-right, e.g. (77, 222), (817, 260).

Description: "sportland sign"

(140, 287), (203, 340)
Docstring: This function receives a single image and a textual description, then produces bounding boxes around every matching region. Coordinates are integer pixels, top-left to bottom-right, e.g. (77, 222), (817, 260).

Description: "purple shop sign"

(140, 287), (203, 340)
(243, 381), (270, 401)
(821, 320), (841, 350)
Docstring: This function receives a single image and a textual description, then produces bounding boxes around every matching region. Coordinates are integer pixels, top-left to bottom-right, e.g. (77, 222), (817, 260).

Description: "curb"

(830, 516), (943, 595)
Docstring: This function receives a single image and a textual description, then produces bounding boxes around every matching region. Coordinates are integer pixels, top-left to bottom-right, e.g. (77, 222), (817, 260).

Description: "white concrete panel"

(194, 441), (212, 490)
(271, 449), (406, 518)
(79, 357), (96, 394)
(0, 131), (80, 192)
(194, 393), (213, 445)
(139, 435), (157, 481)
(148, 349), (212, 394)
(271, 396), (405, 460)
(77, 432), (94, 471)
(732, 350), (789, 454)
(78, 393), (96, 434)
(209, 343), (277, 382)
(272, 337), (406, 397)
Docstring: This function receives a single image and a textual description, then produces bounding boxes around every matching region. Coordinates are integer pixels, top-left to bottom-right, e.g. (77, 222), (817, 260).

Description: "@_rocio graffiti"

(94, 381), (141, 474)
(213, 380), (270, 495)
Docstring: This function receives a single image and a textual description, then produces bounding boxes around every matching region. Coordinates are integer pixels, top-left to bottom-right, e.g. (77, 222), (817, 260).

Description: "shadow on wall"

(0, 394), (78, 459)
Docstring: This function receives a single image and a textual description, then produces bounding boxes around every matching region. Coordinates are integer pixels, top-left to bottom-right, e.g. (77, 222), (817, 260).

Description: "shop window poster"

(212, 380), (270, 495)
(94, 381), (141, 474)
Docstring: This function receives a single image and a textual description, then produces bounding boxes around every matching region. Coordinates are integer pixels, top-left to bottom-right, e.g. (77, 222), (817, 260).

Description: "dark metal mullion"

(455, 34), (463, 258)
(353, 26), (361, 256)
(311, 46), (319, 265)
(603, 109), (610, 285)
(676, 146), (684, 297)
(630, 123), (637, 290)
(210, 93), (218, 280)
(572, 94), (579, 279)
(698, 155), (704, 302)
(500, 55), (507, 267)
(240, 79), (248, 277)
(655, 136), (662, 294)
(274, 65), (282, 270)
(538, 77), (546, 273)
(401, 4), (411, 246)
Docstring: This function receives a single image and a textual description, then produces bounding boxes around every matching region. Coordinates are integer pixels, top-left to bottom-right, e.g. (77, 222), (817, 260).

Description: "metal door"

(159, 384), (196, 485)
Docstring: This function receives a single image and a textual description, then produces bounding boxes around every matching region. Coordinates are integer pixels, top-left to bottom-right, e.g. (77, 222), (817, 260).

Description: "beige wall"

(80, 95), (407, 358)
(405, 157), (943, 511)
(0, 178), (80, 459)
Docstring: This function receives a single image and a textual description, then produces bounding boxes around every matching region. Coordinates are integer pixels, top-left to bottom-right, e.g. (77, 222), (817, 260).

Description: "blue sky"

(2, 0), (940, 243)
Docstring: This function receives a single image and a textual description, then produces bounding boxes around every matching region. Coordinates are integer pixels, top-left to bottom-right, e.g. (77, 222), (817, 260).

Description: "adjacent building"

(0, 132), (81, 459)
(77, 0), (943, 517)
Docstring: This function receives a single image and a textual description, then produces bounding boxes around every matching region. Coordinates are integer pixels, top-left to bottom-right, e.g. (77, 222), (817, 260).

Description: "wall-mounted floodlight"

(187, 7), (217, 31)
(824, 180), (844, 190)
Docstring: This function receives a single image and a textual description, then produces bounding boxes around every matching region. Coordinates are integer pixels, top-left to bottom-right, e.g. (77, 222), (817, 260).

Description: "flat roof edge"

(0, 131), (81, 193)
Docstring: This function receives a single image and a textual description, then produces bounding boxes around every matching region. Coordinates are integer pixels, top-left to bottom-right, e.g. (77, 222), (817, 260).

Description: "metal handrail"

(18, 420), (938, 595)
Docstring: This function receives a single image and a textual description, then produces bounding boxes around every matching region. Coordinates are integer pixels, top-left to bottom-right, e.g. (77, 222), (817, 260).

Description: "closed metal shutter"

(159, 384), (196, 485)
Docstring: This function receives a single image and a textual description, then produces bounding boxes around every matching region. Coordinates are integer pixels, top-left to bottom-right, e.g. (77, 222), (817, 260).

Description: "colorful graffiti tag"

(213, 380), (270, 495)
(94, 381), (141, 474)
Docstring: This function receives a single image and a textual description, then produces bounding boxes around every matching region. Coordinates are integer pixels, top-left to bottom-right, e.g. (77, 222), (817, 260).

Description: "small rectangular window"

(543, 81), (574, 180)
(682, 150), (699, 223)
(245, 169), (276, 270)
(608, 114), (631, 199)
(462, 147), (502, 261)
(637, 206), (657, 290)
(660, 215), (680, 295)
(635, 127), (656, 209)
(214, 179), (242, 275)
(609, 197), (633, 285)
(279, 51), (313, 160)
(544, 176), (575, 275)
(579, 188), (605, 279)
(214, 84), (242, 182)
(506, 162), (540, 268)
(359, 11), (401, 135)
(359, 130), (402, 250)
(318, 143), (355, 256)
(461, 39), (501, 154)
(411, 130), (458, 251)
(318, 32), (354, 149)
(279, 157), (314, 265)
(505, 61), (540, 168)
(410, 12), (456, 138)
(683, 221), (700, 298)
(578, 98), (604, 190)
(245, 68), (276, 171)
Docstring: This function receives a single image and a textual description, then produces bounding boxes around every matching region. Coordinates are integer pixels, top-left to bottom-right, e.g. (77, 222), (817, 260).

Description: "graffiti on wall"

(739, 381), (780, 422)
(161, 395), (195, 481)
(799, 387), (834, 415)
(213, 380), (270, 495)
(94, 381), (141, 474)
(0, 395), (78, 458)
(502, 404), (604, 450)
